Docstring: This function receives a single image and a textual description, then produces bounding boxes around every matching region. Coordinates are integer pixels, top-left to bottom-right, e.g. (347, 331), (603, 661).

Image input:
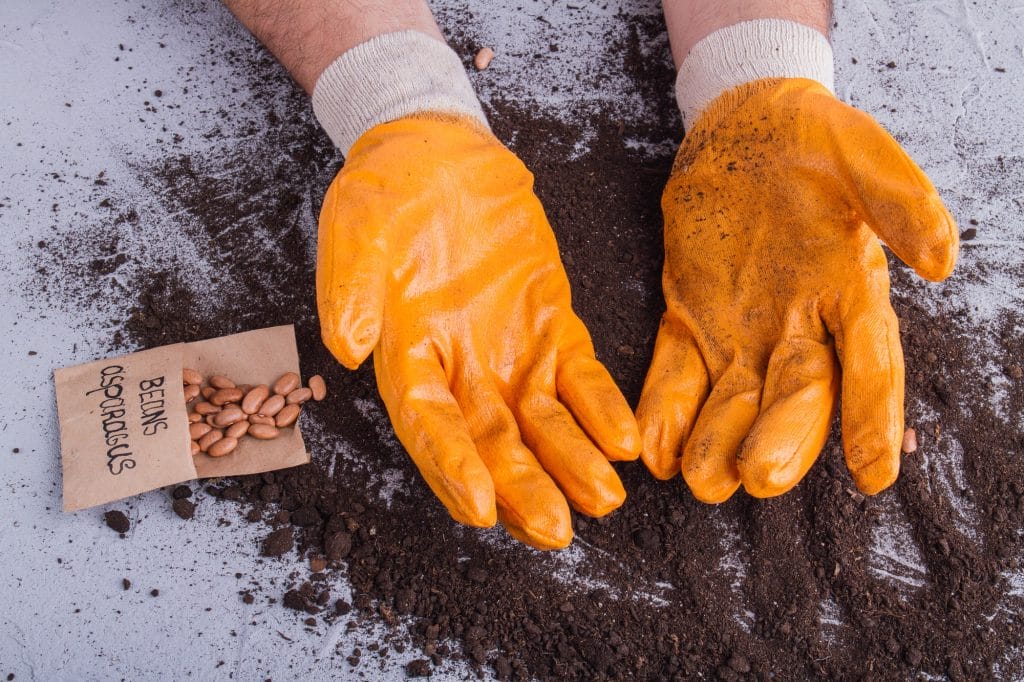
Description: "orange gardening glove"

(317, 113), (641, 549)
(637, 78), (958, 502)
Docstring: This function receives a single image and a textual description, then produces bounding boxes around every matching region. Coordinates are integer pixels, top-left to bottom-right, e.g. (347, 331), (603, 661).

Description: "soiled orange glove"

(637, 78), (958, 502)
(318, 113), (641, 549)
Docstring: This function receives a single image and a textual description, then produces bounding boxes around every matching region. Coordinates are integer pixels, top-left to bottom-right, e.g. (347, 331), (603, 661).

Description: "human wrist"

(311, 30), (488, 156)
(675, 19), (834, 128)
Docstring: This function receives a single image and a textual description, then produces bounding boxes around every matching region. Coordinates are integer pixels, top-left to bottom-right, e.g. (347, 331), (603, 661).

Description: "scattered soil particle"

(150, 589), (159, 597)
(405, 659), (431, 677)
(283, 583), (322, 615)
(261, 527), (294, 557)
(172, 498), (196, 520)
(172, 485), (193, 499)
(324, 532), (352, 561)
(103, 510), (130, 534)
(122, 578), (131, 590)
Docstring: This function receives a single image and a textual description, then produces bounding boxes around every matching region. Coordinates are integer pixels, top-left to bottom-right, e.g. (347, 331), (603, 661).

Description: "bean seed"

(286, 387), (312, 405)
(249, 414), (275, 426)
(182, 368), (203, 385)
(273, 372), (300, 396)
(236, 384), (252, 394)
(241, 385), (270, 414)
(188, 412), (203, 424)
(183, 384), (201, 402)
(260, 394), (285, 417)
(275, 403), (300, 428)
(194, 401), (219, 415)
(211, 387), (244, 406)
(214, 405), (245, 427)
(474, 46), (495, 70)
(901, 427), (918, 454)
(205, 414), (220, 427)
(207, 437), (238, 457)
(308, 375), (327, 401)
(226, 421), (249, 439)
(190, 440), (200, 456)
(248, 423), (280, 440)
(189, 422), (212, 440)
(198, 429), (223, 452)
(201, 386), (216, 400)
(209, 375), (235, 389)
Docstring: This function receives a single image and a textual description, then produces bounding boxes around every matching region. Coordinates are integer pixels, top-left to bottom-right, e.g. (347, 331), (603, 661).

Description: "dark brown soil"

(104, 510), (130, 534)
(32, 4), (1024, 680)
(171, 498), (196, 520)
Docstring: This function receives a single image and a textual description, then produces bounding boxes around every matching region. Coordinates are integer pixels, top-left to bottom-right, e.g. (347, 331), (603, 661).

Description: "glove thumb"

(316, 173), (386, 369)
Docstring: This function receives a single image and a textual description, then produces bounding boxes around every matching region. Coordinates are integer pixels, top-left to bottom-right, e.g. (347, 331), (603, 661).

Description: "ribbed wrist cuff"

(676, 19), (835, 127)
(312, 30), (488, 155)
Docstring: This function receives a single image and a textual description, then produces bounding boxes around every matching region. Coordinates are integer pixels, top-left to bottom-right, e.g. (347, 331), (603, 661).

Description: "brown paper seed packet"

(54, 325), (309, 512)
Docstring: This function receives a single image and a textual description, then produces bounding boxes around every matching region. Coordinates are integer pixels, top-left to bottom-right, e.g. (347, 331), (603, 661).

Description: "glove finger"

(636, 318), (710, 480)
(516, 391), (627, 517)
(825, 293), (905, 495)
(681, 363), (760, 503)
(316, 175), (386, 369)
(737, 336), (839, 497)
(830, 99), (958, 281)
(375, 354), (497, 528)
(463, 386), (573, 550)
(556, 351), (641, 462)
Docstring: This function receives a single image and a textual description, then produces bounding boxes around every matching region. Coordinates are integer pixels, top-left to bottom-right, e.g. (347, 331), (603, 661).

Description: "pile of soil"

(36, 5), (1023, 680)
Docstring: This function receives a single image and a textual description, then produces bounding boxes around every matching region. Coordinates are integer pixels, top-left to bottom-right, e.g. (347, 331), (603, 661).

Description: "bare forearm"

(662, 0), (831, 68)
(222, 0), (443, 93)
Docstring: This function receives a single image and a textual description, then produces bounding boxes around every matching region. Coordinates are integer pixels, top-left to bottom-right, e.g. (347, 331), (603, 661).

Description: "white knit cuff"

(675, 19), (835, 127)
(312, 30), (488, 155)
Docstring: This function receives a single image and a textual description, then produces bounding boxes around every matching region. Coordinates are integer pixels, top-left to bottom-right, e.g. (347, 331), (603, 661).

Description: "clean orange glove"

(637, 78), (958, 502)
(318, 113), (641, 549)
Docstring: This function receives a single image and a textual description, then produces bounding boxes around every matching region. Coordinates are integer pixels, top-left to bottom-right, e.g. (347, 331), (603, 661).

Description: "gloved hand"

(638, 21), (958, 503)
(313, 32), (640, 549)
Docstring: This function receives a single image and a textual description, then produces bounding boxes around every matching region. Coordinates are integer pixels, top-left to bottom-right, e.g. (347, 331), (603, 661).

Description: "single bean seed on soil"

(273, 372), (300, 396)
(308, 375), (327, 401)
(902, 427), (918, 454)
(474, 46), (495, 70)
